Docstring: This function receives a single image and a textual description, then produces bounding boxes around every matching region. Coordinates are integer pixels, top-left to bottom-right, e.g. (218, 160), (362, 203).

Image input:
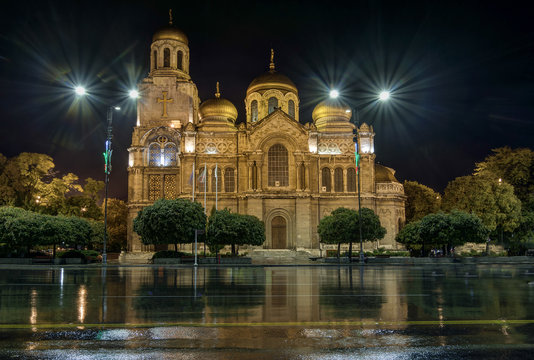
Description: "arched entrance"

(271, 216), (287, 249)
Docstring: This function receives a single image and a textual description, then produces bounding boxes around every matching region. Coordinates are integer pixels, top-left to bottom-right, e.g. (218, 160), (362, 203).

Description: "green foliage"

(403, 180), (441, 223)
(475, 147), (534, 203)
(395, 221), (422, 251)
(207, 209), (265, 255)
(396, 211), (488, 255)
(442, 175), (521, 233)
(133, 199), (207, 249)
(105, 198), (128, 252)
(318, 207), (386, 257)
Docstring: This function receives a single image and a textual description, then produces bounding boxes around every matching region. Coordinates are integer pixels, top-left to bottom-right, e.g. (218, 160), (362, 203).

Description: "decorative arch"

(334, 167), (343, 192)
(163, 48), (170, 67)
(251, 100), (258, 122)
(265, 208), (294, 249)
(268, 144), (288, 186)
(321, 167), (331, 192)
(177, 50), (183, 70)
(153, 50), (158, 70)
(288, 99), (295, 118)
(268, 97), (278, 114)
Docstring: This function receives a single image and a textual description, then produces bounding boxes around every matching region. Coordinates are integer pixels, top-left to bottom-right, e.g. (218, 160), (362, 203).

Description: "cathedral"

(126, 18), (406, 254)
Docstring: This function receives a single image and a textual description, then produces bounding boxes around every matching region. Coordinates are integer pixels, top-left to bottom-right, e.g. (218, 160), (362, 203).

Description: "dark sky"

(1, 0), (533, 199)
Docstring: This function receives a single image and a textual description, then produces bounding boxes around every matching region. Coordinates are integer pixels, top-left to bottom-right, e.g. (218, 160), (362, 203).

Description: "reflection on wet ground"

(0, 264), (533, 358)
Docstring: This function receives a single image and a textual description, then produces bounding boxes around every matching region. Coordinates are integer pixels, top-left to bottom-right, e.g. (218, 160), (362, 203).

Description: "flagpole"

(215, 163), (218, 210)
(204, 162), (207, 215)
(192, 162), (195, 202)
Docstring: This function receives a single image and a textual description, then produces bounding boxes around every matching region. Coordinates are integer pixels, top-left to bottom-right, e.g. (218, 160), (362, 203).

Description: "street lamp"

(75, 86), (139, 264)
(329, 88), (390, 263)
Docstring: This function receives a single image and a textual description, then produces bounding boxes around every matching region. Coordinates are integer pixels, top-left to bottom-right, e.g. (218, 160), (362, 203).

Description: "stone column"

(296, 162), (301, 191)
(330, 169), (335, 193)
(304, 163), (310, 191)
(248, 162), (253, 190)
(221, 168), (226, 193)
(343, 169), (348, 192)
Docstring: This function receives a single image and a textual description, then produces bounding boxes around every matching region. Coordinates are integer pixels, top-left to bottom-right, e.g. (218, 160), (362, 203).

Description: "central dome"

(199, 83), (238, 122)
(246, 49), (297, 96)
(312, 99), (352, 122)
(152, 25), (188, 45)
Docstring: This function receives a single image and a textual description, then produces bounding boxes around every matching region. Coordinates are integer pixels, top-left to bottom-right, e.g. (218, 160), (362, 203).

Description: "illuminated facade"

(126, 19), (406, 254)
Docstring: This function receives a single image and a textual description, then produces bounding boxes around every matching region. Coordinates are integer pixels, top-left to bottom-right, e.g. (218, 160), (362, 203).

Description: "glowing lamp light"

(75, 86), (86, 96)
(329, 89), (339, 99)
(129, 89), (139, 99)
(379, 91), (390, 101)
(114, 106), (121, 111)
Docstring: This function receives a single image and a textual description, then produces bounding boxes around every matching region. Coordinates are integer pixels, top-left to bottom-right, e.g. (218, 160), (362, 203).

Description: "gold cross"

(157, 91), (173, 117)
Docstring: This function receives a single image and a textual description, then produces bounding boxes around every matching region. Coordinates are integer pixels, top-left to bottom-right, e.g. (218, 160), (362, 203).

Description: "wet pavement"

(0, 264), (533, 358)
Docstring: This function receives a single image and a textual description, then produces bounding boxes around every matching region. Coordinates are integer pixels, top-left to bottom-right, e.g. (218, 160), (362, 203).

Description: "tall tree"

(0, 153), (55, 208)
(475, 147), (534, 203)
(105, 198), (128, 252)
(442, 175), (521, 236)
(133, 199), (206, 252)
(403, 180), (441, 223)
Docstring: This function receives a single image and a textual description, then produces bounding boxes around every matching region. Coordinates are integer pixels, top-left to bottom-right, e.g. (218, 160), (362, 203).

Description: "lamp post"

(75, 86), (139, 264)
(329, 89), (390, 263)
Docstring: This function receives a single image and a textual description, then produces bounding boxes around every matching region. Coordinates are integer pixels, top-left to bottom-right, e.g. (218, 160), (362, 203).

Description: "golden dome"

(246, 49), (297, 95)
(152, 10), (188, 44)
(312, 99), (352, 122)
(199, 82), (238, 122)
(375, 164), (399, 183)
(152, 25), (188, 45)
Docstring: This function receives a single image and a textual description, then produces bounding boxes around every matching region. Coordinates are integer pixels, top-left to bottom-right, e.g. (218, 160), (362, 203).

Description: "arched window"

(211, 166), (222, 193)
(177, 50), (183, 70)
(148, 143), (160, 166)
(224, 168), (235, 192)
(164, 48), (170, 67)
(268, 97), (278, 114)
(334, 168), (344, 192)
(288, 100), (295, 118)
(268, 144), (288, 186)
(251, 100), (258, 122)
(347, 168), (356, 192)
(164, 143), (177, 166)
(321, 168), (331, 192)
(153, 50), (158, 70)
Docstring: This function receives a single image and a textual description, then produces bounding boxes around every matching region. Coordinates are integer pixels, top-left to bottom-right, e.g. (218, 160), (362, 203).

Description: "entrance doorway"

(271, 216), (287, 249)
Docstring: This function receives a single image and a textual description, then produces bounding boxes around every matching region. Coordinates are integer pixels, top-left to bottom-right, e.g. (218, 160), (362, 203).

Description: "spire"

(269, 48), (275, 72)
(169, 9), (173, 25)
(215, 82), (220, 98)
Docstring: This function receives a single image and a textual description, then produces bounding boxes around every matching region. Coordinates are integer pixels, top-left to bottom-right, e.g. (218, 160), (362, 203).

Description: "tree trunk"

(348, 241), (353, 261)
(53, 242), (56, 259)
(174, 243), (178, 253)
(337, 243), (341, 258)
(231, 243), (236, 256)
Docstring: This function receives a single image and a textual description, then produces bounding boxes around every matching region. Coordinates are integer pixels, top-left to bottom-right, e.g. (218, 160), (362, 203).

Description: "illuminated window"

(251, 100), (258, 122)
(148, 143), (160, 166)
(268, 144), (288, 186)
(347, 168), (356, 192)
(268, 97), (278, 114)
(177, 50), (183, 70)
(224, 168), (235, 192)
(164, 143), (177, 166)
(153, 50), (158, 70)
(288, 100), (295, 118)
(334, 168), (344, 192)
(321, 168), (331, 192)
(211, 167), (222, 193)
(149, 175), (162, 201)
(164, 48), (170, 67)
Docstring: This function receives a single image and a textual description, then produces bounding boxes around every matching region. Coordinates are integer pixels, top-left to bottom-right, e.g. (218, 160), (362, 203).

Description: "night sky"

(1, 0), (533, 200)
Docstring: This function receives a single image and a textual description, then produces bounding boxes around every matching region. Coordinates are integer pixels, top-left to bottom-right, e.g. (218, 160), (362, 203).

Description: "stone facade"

(126, 22), (406, 253)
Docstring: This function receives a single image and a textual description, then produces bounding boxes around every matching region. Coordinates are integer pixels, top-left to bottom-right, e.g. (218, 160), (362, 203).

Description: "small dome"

(246, 49), (297, 95)
(199, 83), (238, 122)
(312, 99), (352, 123)
(375, 164), (399, 183)
(152, 25), (189, 45)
